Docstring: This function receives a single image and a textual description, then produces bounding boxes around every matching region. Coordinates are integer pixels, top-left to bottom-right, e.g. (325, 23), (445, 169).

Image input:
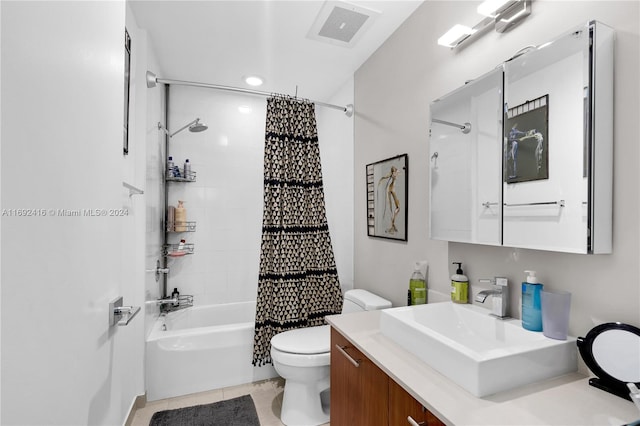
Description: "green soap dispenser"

(451, 262), (468, 304)
(409, 261), (428, 305)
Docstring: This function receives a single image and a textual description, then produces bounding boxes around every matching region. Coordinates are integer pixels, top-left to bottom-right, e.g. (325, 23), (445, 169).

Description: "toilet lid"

(270, 325), (330, 354)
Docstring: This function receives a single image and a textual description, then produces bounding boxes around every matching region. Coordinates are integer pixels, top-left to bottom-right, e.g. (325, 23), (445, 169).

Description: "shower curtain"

(252, 95), (343, 366)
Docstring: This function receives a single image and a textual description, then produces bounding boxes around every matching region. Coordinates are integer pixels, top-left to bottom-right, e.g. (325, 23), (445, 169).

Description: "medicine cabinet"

(428, 21), (614, 254)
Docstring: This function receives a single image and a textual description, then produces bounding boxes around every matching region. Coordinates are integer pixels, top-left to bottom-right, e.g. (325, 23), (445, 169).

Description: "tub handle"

(335, 344), (361, 367)
(115, 306), (141, 326)
(109, 296), (141, 327)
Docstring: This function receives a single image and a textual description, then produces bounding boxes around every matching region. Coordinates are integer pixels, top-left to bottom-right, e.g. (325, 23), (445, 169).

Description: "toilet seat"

(271, 347), (330, 367)
(270, 325), (331, 367)
(271, 324), (330, 354)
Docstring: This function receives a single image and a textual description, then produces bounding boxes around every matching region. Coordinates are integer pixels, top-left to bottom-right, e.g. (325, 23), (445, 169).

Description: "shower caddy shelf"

(163, 242), (195, 257)
(166, 221), (197, 233)
(166, 168), (196, 182)
(165, 164), (197, 255)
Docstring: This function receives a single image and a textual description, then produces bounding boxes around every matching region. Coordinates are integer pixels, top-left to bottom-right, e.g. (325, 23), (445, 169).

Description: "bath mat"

(149, 394), (260, 426)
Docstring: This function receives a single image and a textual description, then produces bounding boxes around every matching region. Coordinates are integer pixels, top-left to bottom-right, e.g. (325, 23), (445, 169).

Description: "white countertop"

(326, 310), (639, 426)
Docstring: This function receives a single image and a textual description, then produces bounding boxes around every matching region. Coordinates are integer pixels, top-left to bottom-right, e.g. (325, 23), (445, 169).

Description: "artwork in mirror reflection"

(366, 154), (408, 241)
(504, 94), (549, 184)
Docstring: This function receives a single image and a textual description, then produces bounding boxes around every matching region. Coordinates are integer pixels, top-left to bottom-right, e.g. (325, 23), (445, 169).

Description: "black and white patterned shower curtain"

(252, 96), (343, 366)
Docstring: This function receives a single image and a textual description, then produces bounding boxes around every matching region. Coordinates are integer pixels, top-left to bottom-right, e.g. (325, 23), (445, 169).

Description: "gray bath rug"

(149, 394), (260, 426)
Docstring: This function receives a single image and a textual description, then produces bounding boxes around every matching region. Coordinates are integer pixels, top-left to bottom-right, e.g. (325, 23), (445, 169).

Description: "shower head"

(158, 118), (208, 138)
(189, 119), (208, 133)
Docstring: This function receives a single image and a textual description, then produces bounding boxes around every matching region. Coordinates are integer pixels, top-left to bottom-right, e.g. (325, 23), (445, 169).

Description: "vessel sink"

(379, 302), (577, 397)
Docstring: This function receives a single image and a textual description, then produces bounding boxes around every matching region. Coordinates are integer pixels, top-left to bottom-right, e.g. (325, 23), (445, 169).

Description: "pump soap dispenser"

(409, 261), (428, 305)
(521, 270), (543, 331)
(451, 262), (468, 304)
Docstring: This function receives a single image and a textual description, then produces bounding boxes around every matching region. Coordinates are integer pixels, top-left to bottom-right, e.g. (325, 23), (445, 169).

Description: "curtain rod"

(146, 71), (353, 117)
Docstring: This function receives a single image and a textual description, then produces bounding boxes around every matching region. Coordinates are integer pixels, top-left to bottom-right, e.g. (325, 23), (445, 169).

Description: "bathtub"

(146, 301), (277, 401)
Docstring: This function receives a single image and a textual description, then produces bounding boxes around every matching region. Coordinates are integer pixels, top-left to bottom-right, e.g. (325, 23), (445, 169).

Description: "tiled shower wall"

(164, 84), (354, 306)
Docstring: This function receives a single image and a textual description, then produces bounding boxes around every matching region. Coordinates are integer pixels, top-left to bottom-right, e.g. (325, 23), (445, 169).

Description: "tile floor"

(130, 378), (330, 426)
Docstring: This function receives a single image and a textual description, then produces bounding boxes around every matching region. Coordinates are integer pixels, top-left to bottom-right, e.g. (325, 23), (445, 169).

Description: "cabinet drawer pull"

(407, 416), (426, 426)
(335, 344), (361, 367)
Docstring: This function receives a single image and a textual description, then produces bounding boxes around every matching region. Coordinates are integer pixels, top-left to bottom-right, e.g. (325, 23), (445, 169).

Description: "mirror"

(502, 20), (613, 253)
(429, 67), (503, 245)
(428, 21), (613, 254)
(578, 322), (640, 400)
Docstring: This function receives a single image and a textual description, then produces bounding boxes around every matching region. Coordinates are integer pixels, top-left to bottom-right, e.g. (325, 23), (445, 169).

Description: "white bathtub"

(146, 301), (277, 401)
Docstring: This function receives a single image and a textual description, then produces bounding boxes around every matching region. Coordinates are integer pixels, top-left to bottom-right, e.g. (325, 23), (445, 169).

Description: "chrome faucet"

(475, 277), (509, 319)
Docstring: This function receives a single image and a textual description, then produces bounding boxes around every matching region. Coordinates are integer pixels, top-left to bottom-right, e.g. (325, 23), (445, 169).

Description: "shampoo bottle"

(175, 200), (187, 232)
(521, 270), (543, 331)
(167, 205), (176, 232)
(167, 156), (175, 178)
(409, 261), (428, 305)
(184, 159), (192, 180)
(451, 262), (468, 304)
(171, 287), (180, 307)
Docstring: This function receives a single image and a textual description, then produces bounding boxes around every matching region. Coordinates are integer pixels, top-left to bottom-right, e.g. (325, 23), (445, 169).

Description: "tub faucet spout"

(476, 277), (509, 318)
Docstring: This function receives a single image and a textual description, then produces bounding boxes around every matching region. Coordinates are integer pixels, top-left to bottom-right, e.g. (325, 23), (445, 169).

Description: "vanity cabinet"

(389, 380), (444, 426)
(330, 327), (445, 426)
(331, 327), (388, 426)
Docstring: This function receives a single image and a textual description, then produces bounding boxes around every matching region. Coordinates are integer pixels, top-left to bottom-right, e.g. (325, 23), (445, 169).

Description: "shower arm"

(432, 118), (472, 134)
(158, 118), (200, 138)
(146, 71), (354, 117)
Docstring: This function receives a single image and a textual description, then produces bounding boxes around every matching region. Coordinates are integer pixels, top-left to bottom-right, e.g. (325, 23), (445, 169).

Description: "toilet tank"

(342, 289), (392, 314)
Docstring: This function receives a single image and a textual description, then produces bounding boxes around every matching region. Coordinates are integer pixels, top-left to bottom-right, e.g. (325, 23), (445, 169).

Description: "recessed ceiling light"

(238, 105), (252, 114)
(244, 75), (264, 87)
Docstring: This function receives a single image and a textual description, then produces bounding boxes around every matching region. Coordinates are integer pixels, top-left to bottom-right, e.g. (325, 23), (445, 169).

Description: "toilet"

(270, 289), (392, 426)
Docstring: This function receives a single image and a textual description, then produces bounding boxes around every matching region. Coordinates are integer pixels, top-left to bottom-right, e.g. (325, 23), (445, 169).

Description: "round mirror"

(578, 323), (640, 388)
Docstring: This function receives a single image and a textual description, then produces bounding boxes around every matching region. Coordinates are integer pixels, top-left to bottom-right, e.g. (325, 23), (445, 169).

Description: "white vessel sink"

(379, 302), (577, 397)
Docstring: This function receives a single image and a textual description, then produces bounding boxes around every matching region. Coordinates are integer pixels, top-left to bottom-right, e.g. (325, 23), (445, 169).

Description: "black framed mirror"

(577, 322), (640, 400)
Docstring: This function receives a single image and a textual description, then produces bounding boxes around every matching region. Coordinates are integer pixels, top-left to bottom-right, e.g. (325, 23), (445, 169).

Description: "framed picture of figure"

(504, 95), (549, 184)
(366, 154), (408, 241)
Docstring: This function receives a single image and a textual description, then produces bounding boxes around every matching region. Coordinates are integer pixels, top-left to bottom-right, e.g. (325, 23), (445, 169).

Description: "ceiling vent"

(308, 1), (380, 47)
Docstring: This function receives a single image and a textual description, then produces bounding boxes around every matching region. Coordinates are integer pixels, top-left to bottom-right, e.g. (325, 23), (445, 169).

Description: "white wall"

(140, 16), (166, 338)
(1, 2), (145, 424)
(354, 1), (639, 344)
(160, 81), (354, 305)
(317, 78), (355, 292)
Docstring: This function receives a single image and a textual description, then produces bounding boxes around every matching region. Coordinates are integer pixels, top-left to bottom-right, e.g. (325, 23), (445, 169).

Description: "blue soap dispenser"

(521, 270), (543, 331)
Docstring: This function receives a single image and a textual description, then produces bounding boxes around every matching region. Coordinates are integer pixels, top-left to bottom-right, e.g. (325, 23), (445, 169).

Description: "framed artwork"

(504, 94), (549, 184)
(366, 154), (408, 241)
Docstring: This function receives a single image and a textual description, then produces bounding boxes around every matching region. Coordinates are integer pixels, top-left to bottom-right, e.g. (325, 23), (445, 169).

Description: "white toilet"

(270, 289), (392, 426)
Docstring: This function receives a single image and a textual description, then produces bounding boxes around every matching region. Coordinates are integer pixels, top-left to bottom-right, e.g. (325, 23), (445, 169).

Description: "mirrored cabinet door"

(502, 21), (613, 254)
(429, 67), (503, 246)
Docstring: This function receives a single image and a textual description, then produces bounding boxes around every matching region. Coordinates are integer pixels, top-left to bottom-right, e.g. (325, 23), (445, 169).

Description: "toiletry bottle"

(167, 205), (176, 232)
(184, 159), (192, 180)
(167, 156), (175, 178)
(409, 261), (428, 305)
(175, 200), (187, 232)
(451, 262), (468, 304)
(521, 270), (543, 331)
(171, 287), (180, 307)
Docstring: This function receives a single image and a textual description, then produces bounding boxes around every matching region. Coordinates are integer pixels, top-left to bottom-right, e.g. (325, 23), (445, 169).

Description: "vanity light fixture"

(477, 0), (513, 18)
(438, 0), (531, 49)
(437, 24), (477, 48)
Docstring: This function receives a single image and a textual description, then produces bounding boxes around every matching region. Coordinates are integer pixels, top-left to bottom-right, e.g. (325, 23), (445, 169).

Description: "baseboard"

(124, 393), (147, 426)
